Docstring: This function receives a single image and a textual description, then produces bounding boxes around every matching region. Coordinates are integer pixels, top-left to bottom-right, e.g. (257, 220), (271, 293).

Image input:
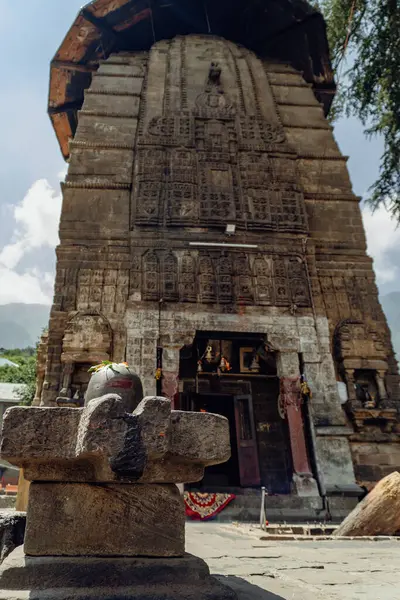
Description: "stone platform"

(189, 488), (358, 523)
(0, 546), (236, 600)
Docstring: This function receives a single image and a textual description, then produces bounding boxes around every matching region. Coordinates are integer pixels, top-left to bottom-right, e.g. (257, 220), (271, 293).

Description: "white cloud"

(0, 176), (63, 305)
(0, 179), (62, 270)
(362, 205), (400, 284)
(0, 268), (52, 305)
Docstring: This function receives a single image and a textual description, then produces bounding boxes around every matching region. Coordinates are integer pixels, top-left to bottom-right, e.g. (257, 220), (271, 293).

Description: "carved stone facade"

(42, 35), (400, 515)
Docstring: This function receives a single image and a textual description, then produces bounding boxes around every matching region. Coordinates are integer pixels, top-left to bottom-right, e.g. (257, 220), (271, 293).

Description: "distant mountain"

(0, 304), (50, 349)
(381, 292), (400, 361)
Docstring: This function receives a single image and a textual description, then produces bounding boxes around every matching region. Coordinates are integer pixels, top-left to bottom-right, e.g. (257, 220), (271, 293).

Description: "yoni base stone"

(24, 482), (184, 557)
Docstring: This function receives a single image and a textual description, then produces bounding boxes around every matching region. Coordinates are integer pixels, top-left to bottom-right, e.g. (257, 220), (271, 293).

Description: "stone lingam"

(0, 364), (237, 599)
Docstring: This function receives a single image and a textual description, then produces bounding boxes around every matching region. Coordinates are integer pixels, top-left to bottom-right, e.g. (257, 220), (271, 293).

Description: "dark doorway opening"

(191, 393), (240, 488)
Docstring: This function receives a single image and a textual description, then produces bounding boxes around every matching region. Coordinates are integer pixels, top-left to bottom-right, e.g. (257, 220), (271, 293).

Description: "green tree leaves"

(318, 0), (400, 217)
(0, 348), (37, 406)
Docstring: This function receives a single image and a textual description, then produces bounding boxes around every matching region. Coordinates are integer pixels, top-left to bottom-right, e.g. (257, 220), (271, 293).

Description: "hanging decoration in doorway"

(278, 377), (302, 419)
(219, 356), (232, 373)
(184, 492), (236, 520)
(197, 340), (232, 374)
(300, 375), (312, 400)
(155, 347), (163, 381)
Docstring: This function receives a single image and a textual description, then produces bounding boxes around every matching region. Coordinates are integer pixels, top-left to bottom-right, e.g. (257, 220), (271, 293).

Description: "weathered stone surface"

(84, 364), (143, 412)
(1, 396), (230, 484)
(136, 396), (172, 458)
(0, 511), (26, 564)
(39, 31), (400, 498)
(0, 546), (237, 600)
(170, 411), (231, 466)
(24, 483), (184, 557)
(0, 406), (80, 464)
(333, 471), (400, 537)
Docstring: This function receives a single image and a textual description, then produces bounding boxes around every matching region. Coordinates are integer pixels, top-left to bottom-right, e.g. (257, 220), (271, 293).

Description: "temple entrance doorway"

(192, 393), (240, 488)
(179, 332), (293, 494)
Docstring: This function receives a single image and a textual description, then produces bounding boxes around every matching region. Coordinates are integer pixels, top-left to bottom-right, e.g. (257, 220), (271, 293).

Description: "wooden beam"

(48, 100), (83, 116)
(51, 60), (98, 73)
(80, 8), (118, 42)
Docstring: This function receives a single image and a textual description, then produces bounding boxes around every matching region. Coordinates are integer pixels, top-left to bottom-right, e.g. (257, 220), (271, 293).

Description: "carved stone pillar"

(32, 332), (49, 406)
(278, 353), (319, 497)
(376, 370), (388, 401)
(57, 362), (74, 401)
(345, 369), (362, 407)
(162, 372), (179, 408)
(161, 343), (181, 409)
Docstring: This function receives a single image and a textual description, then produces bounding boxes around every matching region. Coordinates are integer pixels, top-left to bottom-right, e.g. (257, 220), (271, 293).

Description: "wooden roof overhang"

(49, 0), (336, 160)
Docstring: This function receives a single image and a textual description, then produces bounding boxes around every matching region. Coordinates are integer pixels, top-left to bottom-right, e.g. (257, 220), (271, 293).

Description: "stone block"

(285, 127), (341, 156)
(0, 406), (80, 464)
(90, 74), (143, 95)
(271, 84), (319, 106)
(0, 546), (237, 600)
(278, 105), (328, 128)
(68, 148), (134, 183)
(82, 92), (141, 117)
(0, 511), (26, 564)
(75, 114), (138, 145)
(24, 483), (184, 557)
(169, 411), (231, 466)
(135, 396), (171, 458)
(315, 436), (357, 487)
(298, 160), (353, 194)
(59, 188), (130, 239)
(1, 397), (230, 484)
(97, 63), (143, 77)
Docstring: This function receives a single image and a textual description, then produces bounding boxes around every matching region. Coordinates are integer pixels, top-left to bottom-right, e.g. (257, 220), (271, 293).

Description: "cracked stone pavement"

(185, 522), (400, 600)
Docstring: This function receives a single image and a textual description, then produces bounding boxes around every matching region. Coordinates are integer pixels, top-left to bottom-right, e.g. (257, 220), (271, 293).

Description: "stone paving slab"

(186, 522), (400, 600)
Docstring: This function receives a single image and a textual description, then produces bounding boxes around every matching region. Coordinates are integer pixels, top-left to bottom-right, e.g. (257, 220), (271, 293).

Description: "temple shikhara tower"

(38, 0), (400, 519)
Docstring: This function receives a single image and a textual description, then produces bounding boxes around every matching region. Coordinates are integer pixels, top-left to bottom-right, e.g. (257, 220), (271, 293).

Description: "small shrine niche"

(57, 311), (112, 406)
(354, 369), (379, 409)
(333, 319), (396, 432)
(179, 333), (277, 382)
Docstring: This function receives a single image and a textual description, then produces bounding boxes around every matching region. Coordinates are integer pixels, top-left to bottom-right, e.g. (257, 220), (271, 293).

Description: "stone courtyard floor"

(186, 522), (400, 600)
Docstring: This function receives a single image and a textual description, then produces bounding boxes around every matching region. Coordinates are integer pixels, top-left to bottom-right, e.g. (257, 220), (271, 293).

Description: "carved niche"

(194, 61), (235, 120)
(132, 45), (309, 234)
(142, 251), (160, 301)
(199, 253), (217, 303)
(253, 255), (274, 304)
(217, 253), (234, 304)
(134, 149), (166, 225)
(234, 253), (253, 304)
(59, 311), (112, 406)
(162, 251), (178, 301)
(273, 256), (290, 305)
(138, 249), (311, 308)
(288, 257), (310, 306)
(166, 150), (198, 225)
(62, 311), (112, 362)
(179, 252), (197, 302)
(334, 320), (387, 366)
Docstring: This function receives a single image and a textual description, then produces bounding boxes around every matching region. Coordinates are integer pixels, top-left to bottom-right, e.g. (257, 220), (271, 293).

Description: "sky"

(0, 0), (399, 306)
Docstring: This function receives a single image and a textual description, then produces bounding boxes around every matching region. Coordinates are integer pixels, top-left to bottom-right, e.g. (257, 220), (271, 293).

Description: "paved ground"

(186, 522), (400, 600)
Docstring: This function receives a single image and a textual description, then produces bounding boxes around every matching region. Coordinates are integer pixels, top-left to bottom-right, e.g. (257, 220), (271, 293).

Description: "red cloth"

(184, 492), (236, 520)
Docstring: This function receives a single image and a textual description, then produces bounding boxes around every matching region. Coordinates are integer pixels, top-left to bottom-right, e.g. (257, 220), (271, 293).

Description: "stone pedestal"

(0, 386), (236, 599)
(0, 546), (237, 600)
(25, 483), (184, 557)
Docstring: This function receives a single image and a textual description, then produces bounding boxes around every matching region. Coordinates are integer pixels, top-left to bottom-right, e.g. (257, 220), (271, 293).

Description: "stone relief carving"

(137, 250), (310, 307)
(143, 251), (160, 301)
(133, 48), (308, 233)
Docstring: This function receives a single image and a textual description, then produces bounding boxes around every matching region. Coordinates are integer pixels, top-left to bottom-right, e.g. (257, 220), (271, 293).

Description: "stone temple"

(36, 0), (400, 520)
